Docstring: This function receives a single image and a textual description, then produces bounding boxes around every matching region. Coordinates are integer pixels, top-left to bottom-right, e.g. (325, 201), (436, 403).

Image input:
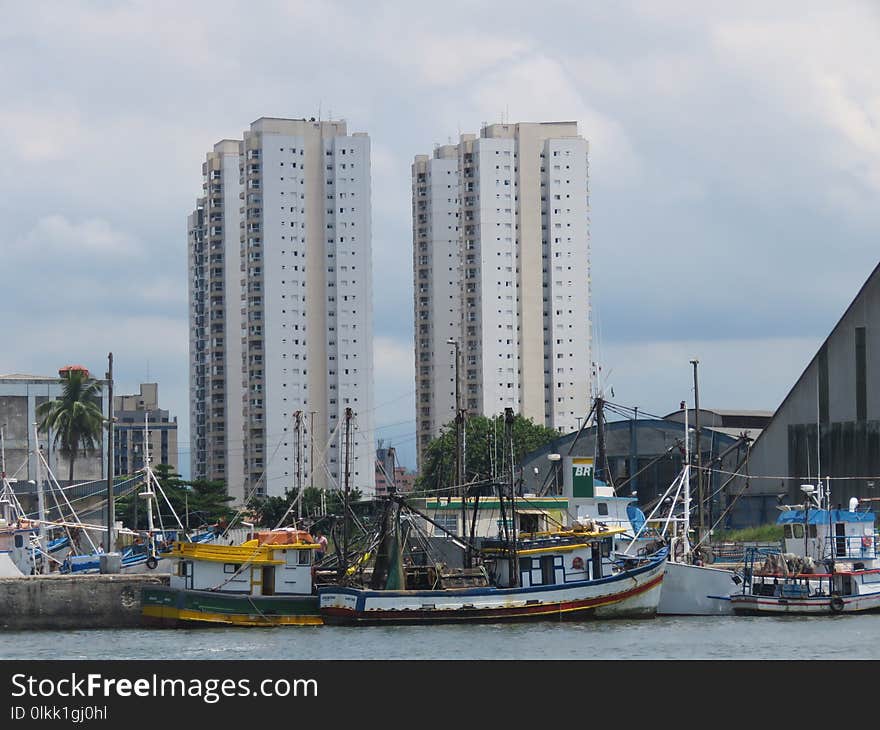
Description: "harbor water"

(2, 615), (879, 660)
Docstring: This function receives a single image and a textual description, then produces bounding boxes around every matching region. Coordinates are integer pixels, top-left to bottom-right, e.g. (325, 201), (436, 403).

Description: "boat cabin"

(482, 528), (623, 589)
(169, 529), (319, 597)
(777, 509), (876, 568)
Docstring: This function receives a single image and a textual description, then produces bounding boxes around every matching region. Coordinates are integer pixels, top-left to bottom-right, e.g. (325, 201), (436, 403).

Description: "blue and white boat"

(731, 488), (880, 615)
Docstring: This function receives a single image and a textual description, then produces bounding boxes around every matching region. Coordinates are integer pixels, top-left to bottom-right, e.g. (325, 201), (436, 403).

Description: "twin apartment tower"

(188, 117), (591, 504)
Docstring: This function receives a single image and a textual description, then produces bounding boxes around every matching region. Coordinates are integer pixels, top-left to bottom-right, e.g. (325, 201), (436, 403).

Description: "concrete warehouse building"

(0, 371), (109, 487)
(728, 260), (880, 523)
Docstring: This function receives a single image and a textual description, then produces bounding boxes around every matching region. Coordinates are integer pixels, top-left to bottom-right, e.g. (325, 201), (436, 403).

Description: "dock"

(0, 573), (169, 630)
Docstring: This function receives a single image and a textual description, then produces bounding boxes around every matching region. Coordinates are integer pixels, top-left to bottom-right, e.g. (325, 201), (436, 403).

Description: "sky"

(1, 1), (879, 475)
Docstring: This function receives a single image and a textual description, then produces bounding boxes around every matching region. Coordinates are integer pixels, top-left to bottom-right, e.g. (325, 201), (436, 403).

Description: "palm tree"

(36, 370), (104, 483)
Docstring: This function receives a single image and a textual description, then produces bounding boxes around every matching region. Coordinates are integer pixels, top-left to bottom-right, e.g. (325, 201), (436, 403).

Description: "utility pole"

(106, 352), (115, 553)
(690, 359), (704, 543)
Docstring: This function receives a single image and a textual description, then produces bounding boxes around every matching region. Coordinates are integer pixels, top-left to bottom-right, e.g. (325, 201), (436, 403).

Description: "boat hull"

(141, 585), (322, 627)
(657, 561), (737, 616)
(731, 590), (880, 615)
(319, 554), (666, 625)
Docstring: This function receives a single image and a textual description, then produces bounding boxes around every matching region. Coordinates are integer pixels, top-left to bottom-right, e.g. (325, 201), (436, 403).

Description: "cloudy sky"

(1, 1), (879, 474)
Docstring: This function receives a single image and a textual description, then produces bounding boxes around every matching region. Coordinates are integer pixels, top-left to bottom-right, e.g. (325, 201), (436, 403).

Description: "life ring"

(862, 536), (873, 548)
(830, 594), (845, 613)
(146, 556), (159, 570)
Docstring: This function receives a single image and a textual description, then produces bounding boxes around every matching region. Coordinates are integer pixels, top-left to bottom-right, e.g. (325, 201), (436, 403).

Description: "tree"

(36, 369), (104, 483)
(116, 464), (235, 530)
(416, 413), (561, 494)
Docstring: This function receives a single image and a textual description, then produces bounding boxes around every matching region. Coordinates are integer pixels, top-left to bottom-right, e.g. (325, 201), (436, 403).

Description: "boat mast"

(596, 396), (608, 488)
(690, 359), (704, 544)
(0, 426), (9, 524)
(504, 407), (519, 587)
(294, 410), (303, 522)
(341, 407), (353, 579)
(683, 403), (691, 556)
(141, 411), (155, 539)
(33, 422), (48, 574)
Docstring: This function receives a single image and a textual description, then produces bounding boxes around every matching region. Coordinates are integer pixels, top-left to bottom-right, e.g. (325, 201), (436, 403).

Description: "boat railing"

(818, 533), (877, 562)
(710, 541), (782, 564)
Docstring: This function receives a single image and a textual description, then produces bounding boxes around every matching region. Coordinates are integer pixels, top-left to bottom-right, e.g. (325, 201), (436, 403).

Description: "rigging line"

(694, 447), (753, 550)
(35, 446), (98, 553)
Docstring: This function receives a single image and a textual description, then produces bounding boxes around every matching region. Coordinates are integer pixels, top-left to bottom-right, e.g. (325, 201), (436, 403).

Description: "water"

(2, 615), (879, 660)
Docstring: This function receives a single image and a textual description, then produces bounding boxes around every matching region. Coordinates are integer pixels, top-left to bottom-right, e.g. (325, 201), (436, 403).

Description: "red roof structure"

(58, 365), (90, 378)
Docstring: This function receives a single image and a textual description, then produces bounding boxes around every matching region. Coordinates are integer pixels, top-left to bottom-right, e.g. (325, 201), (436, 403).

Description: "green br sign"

(572, 458), (594, 497)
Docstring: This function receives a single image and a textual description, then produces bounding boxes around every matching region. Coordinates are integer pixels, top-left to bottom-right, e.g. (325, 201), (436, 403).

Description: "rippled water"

(2, 615), (879, 660)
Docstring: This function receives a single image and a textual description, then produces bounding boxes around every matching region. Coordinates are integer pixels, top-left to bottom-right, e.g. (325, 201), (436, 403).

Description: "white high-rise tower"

(413, 122), (591, 466)
(189, 117), (375, 502)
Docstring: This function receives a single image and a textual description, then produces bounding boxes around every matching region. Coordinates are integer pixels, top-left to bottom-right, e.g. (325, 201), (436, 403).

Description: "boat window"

(597, 503), (609, 516)
(791, 524), (804, 539)
(808, 525), (817, 538)
(298, 549), (311, 566)
(784, 525), (793, 539)
(223, 563), (242, 574)
(601, 538), (612, 557)
(14, 535), (23, 548)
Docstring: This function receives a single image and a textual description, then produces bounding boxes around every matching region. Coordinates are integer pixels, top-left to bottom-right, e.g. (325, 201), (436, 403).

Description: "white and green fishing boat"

(141, 528), (322, 627)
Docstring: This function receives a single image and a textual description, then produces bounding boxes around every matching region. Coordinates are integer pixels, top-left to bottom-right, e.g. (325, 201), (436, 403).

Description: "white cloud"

(465, 55), (643, 187)
(1, 1), (879, 477)
(0, 107), (86, 163)
(14, 215), (142, 259)
(601, 336), (822, 417)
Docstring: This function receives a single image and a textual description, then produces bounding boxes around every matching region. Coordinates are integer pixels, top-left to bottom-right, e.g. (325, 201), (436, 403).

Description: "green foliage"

(250, 486), (364, 528)
(36, 370), (104, 483)
(116, 464), (235, 531)
(712, 524), (784, 543)
(416, 413), (561, 494)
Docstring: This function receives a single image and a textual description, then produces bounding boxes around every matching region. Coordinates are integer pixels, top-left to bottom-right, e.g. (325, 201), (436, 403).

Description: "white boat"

(577, 406), (740, 615)
(730, 490), (880, 615)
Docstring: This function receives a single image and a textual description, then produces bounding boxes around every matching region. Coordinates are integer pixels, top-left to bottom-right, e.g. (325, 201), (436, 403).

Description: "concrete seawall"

(0, 574), (169, 630)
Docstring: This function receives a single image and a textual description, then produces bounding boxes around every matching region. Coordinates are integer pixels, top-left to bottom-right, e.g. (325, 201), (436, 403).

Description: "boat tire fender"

(830, 593), (845, 613)
(146, 556), (159, 570)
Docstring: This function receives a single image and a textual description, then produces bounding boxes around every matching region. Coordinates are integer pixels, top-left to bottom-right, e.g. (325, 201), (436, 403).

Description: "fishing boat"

(563, 398), (740, 615)
(730, 486), (880, 615)
(318, 492), (668, 625)
(141, 528), (323, 627)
